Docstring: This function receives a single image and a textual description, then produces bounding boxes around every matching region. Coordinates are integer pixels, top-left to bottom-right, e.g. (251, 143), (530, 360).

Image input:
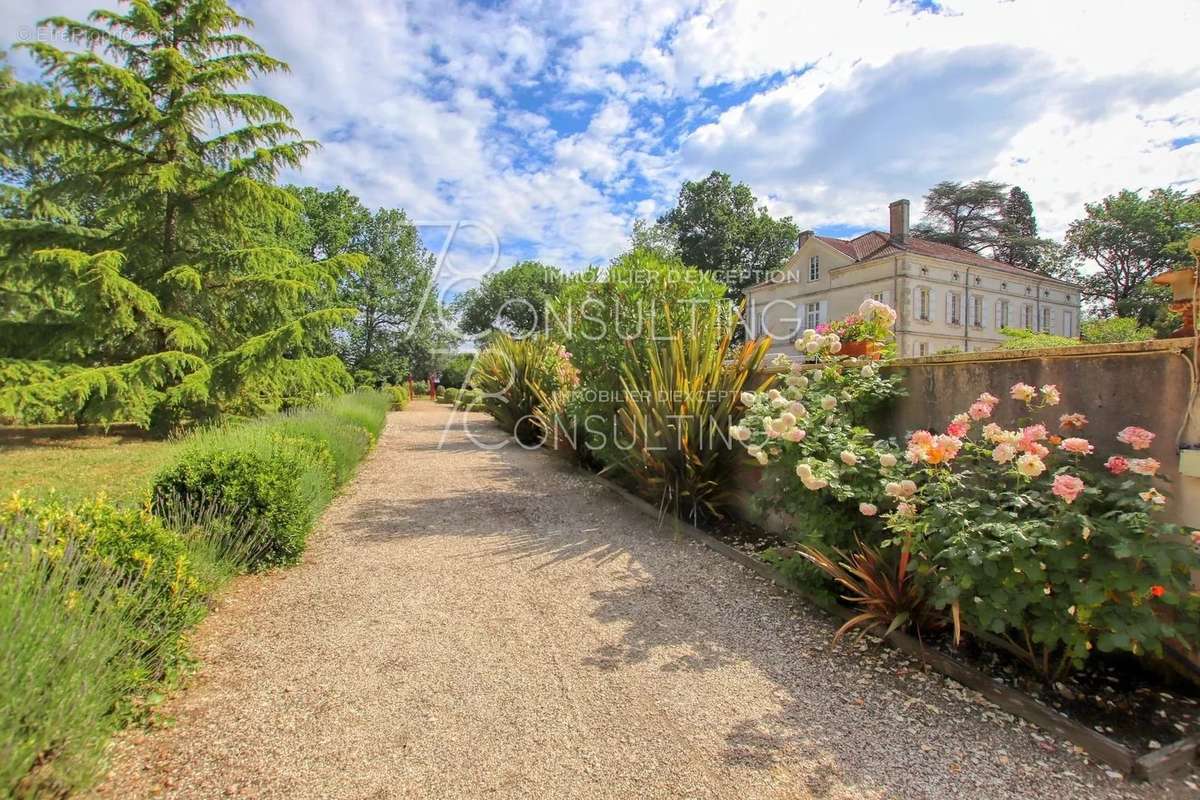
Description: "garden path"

(95, 401), (1191, 800)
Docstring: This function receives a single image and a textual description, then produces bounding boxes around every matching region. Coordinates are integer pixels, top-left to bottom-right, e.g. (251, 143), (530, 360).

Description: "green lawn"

(0, 425), (178, 505)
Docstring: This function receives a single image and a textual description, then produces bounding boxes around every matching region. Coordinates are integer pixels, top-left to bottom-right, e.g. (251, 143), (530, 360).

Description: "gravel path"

(95, 401), (1197, 800)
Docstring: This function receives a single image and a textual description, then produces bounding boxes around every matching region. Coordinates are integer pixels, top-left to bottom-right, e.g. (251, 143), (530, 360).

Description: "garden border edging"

(576, 466), (1200, 782)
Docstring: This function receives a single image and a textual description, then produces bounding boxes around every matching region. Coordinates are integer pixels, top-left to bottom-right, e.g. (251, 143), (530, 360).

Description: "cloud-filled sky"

(3, 0), (1199, 280)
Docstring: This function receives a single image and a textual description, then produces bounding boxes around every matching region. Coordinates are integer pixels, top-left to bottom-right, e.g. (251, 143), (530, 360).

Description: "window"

(809, 255), (820, 281)
(917, 342), (929, 357)
(971, 295), (984, 328)
(998, 300), (1011, 329)
(1023, 304), (1034, 330)
(1040, 306), (1052, 332)
(1063, 310), (1073, 337)
(949, 292), (962, 325)
(804, 301), (821, 330)
(917, 287), (931, 321)
(870, 291), (885, 303)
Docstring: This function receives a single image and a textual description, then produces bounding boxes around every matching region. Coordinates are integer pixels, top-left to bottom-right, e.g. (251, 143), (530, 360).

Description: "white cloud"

(2, 0), (1197, 275)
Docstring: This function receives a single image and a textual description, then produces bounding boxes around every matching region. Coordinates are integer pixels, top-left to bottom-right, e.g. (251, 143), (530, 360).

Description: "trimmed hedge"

(153, 390), (389, 570)
(387, 385), (410, 410)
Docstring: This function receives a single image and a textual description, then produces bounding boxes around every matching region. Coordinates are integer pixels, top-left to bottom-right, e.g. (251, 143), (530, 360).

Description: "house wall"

(897, 257), (1080, 358)
(734, 339), (1200, 531)
(748, 246), (1081, 360)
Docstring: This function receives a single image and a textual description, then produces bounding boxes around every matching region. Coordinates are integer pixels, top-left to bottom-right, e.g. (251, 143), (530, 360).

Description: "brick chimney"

(889, 199), (910, 243)
(797, 229), (814, 248)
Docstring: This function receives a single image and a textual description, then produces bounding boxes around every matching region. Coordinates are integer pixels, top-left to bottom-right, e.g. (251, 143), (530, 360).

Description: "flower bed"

(728, 299), (1200, 761)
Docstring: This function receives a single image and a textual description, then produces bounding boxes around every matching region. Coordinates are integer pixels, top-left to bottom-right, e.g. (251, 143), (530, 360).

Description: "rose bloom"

(1019, 440), (1050, 459)
(977, 392), (1000, 407)
(754, 450), (769, 465)
(968, 401), (993, 421)
(879, 452), (898, 468)
(1117, 426), (1155, 450)
(946, 420), (969, 438)
(1128, 457), (1160, 476)
(1010, 382), (1037, 402)
(840, 450), (858, 466)
(1051, 474), (1085, 504)
(1060, 437), (1094, 455)
(1021, 424), (1048, 442)
(1040, 384), (1061, 406)
(729, 425), (751, 442)
(789, 401), (807, 417)
(1059, 413), (1088, 430)
(1048, 435), (1062, 446)
(740, 392), (757, 406)
(896, 502), (917, 517)
(1016, 453), (1046, 478)
(820, 395), (838, 411)
(898, 479), (917, 497)
(859, 502), (878, 517)
(1105, 456), (1129, 474)
(992, 443), (1017, 464)
(785, 428), (807, 442)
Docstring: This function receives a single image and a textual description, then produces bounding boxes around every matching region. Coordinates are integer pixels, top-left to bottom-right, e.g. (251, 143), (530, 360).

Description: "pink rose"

(1021, 424), (1048, 442)
(1117, 426), (1155, 451)
(1040, 384), (1061, 406)
(1051, 474), (1085, 504)
(1105, 456), (1129, 475)
(946, 420), (969, 438)
(1060, 437), (1094, 455)
(977, 392), (999, 407)
(859, 502), (878, 517)
(1128, 457), (1160, 476)
(968, 401), (993, 421)
(785, 428), (807, 442)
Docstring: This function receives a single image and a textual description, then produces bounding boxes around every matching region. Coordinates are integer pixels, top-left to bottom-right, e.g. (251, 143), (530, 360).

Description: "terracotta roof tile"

(817, 230), (1075, 284)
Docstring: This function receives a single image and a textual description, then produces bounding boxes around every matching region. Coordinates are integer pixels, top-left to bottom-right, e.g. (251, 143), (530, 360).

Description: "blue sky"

(3, 0), (1198, 285)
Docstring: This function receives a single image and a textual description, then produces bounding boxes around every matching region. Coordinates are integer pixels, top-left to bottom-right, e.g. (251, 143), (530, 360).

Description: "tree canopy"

(1065, 188), (1200, 312)
(0, 1), (360, 429)
(452, 260), (565, 339)
(656, 171), (799, 299)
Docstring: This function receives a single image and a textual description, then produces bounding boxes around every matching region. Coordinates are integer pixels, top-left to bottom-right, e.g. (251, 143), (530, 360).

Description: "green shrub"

(548, 249), (727, 462)
(152, 391), (388, 570)
(1080, 316), (1157, 343)
(0, 495), (216, 686)
(154, 426), (333, 570)
(607, 303), (771, 522)
(0, 516), (132, 797)
(997, 327), (1079, 350)
(473, 334), (573, 445)
(323, 390), (390, 442)
(387, 385), (410, 410)
(412, 379), (430, 396)
(440, 353), (474, 388)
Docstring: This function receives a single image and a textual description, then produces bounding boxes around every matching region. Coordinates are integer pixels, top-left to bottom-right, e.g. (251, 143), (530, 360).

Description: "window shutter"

(818, 300), (829, 324)
(912, 288), (919, 319)
(994, 300), (1001, 329)
(928, 288), (936, 321)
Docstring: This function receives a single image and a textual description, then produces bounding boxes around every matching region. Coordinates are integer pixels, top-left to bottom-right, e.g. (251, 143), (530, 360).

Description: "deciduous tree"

(657, 171), (799, 299)
(1065, 188), (1200, 312)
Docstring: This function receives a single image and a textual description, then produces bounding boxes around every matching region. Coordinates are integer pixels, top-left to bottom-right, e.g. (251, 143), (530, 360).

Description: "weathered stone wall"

(737, 338), (1200, 530)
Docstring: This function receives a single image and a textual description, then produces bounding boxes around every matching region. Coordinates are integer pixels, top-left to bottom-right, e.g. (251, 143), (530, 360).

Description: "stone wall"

(737, 338), (1200, 530)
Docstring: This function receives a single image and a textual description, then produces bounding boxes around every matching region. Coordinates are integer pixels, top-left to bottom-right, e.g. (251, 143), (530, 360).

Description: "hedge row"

(153, 390), (391, 570)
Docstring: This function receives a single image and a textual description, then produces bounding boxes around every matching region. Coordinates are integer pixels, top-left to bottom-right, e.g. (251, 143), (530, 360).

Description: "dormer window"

(809, 255), (820, 282)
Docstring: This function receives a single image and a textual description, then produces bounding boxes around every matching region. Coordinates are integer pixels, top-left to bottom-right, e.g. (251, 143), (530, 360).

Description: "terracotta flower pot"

(839, 340), (881, 359)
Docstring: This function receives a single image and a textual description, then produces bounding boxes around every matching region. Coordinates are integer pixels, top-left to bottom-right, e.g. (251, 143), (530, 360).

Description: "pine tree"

(996, 186), (1040, 269)
(0, 1), (360, 429)
(910, 180), (1007, 253)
